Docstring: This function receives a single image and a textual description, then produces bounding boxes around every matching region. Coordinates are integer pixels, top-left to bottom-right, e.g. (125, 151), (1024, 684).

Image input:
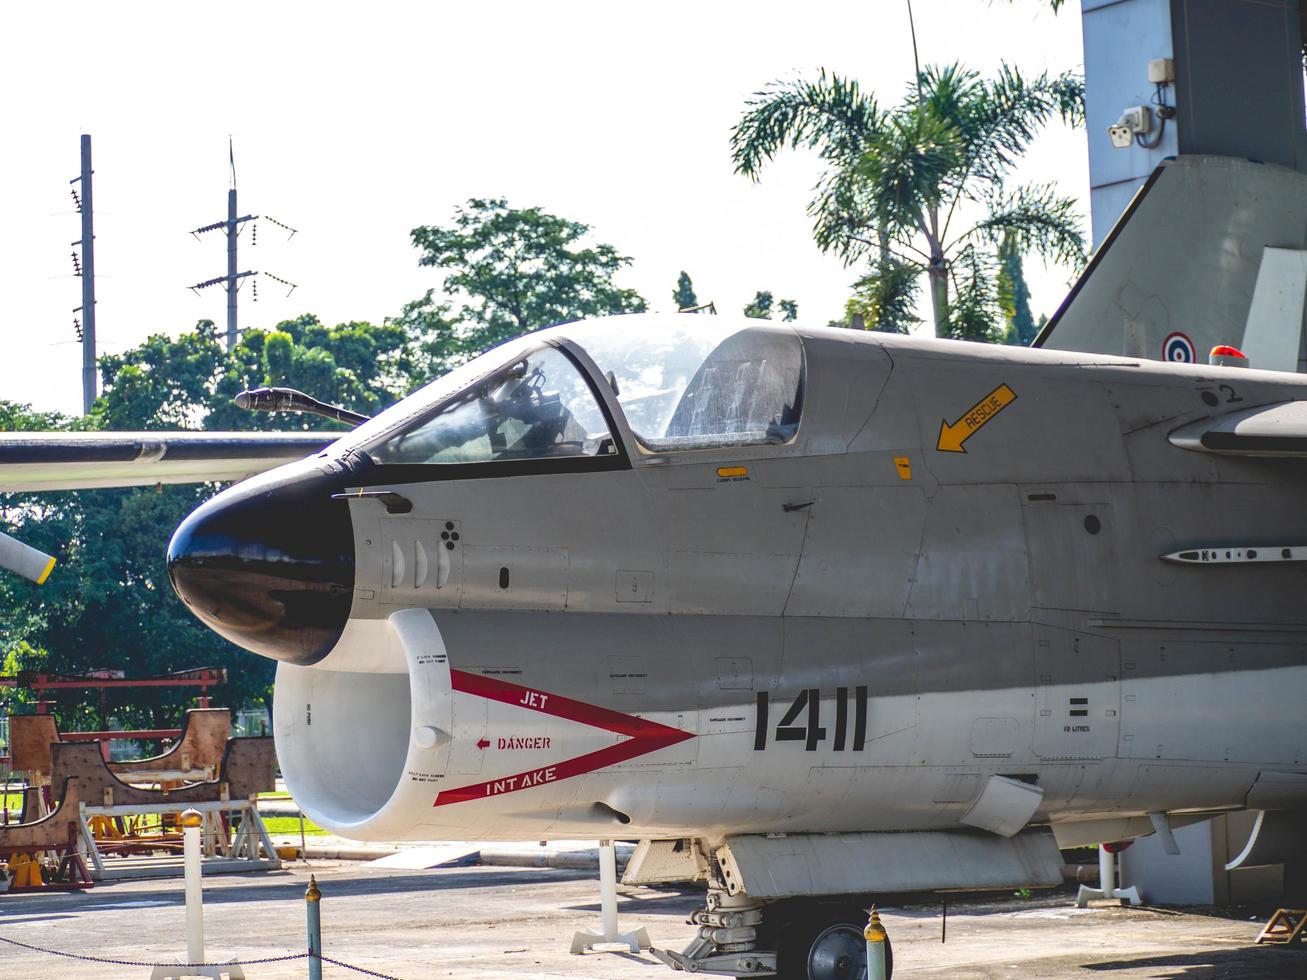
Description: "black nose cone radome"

(167, 465), (355, 665)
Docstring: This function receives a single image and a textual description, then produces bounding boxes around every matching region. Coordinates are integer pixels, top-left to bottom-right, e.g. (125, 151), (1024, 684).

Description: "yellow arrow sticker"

(936, 383), (1017, 453)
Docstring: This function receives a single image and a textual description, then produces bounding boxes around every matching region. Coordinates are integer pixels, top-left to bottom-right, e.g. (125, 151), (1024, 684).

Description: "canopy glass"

(347, 316), (804, 465)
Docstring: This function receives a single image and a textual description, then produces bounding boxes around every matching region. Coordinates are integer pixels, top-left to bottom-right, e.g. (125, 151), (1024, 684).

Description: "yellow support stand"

(89, 815), (123, 841)
(1256, 908), (1307, 945)
(7, 854), (44, 889)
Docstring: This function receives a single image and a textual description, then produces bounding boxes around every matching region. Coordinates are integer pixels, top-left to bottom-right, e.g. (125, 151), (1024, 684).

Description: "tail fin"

(1036, 155), (1307, 373)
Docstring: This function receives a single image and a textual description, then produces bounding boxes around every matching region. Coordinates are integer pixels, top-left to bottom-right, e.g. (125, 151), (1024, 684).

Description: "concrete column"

(1082, 0), (1307, 246)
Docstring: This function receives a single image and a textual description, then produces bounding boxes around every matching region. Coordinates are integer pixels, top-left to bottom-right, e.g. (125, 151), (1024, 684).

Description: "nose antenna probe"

(234, 387), (370, 427)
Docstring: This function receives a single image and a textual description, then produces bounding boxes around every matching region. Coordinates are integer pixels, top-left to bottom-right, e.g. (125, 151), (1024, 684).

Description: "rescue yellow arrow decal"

(936, 383), (1017, 453)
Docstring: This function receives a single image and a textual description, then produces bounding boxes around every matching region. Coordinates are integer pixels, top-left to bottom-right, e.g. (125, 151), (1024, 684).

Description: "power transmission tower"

(189, 139), (296, 350)
(70, 134), (96, 414)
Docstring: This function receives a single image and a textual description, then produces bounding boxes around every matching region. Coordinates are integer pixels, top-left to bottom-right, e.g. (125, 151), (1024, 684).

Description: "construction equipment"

(51, 737), (274, 808)
(6, 667), (225, 715)
(46, 738), (279, 880)
(11, 707), (231, 779)
(0, 777), (92, 892)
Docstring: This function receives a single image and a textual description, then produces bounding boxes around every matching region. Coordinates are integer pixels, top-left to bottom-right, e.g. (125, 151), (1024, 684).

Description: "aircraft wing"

(0, 430), (337, 583)
(0, 430), (337, 493)
(1169, 401), (1307, 457)
(0, 530), (55, 584)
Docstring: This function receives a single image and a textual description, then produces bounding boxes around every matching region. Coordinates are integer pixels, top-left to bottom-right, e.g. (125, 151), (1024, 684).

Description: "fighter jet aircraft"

(160, 268), (1307, 977)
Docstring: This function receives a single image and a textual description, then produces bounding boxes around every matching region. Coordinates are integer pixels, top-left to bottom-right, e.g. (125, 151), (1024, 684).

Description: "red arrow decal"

(475, 738), (490, 750)
(433, 670), (695, 808)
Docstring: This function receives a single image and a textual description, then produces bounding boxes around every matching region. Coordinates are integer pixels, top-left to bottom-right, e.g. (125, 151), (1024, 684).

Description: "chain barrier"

(321, 954), (403, 978)
(0, 934), (403, 978)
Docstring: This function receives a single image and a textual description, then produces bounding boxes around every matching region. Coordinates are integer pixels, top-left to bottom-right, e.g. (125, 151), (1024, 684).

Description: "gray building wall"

(1119, 812), (1284, 905)
(1082, 0), (1307, 246)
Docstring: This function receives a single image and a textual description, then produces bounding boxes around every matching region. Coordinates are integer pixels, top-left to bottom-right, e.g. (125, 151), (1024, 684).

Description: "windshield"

(367, 345), (613, 465)
(564, 318), (804, 452)
(338, 315), (804, 467)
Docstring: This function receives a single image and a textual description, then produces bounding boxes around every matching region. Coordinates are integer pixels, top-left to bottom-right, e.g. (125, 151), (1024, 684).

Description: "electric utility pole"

(71, 134), (96, 414)
(189, 139), (296, 350)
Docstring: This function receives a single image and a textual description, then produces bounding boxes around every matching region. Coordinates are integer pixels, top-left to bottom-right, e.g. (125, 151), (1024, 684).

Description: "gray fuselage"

(243, 318), (1307, 847)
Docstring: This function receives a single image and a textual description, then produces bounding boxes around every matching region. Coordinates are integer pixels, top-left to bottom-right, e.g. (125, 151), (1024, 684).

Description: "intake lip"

(167, 460), (355, 666)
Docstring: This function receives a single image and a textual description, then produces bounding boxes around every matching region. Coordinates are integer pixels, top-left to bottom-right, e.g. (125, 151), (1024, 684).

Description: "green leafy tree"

(0, 400), (75, 703)
(409, 199), (647, 359)
(731, 71), (914, 333)
(385, 291), (463, 385)
(673, 271), (699, 311)
(744, 291), (775, 319)
(839, 263), (921, 333)
(997, 231), (1037, 345)
(733, 64), (1085, 339)
(4, 315), (434, 731)
(946, 246), (1004, 343)
(743, 291), (798, 320)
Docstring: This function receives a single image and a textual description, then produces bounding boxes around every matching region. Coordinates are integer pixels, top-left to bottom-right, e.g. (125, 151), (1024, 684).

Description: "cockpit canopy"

(368, 345), (611, 465)
(348, 315), (805, 465)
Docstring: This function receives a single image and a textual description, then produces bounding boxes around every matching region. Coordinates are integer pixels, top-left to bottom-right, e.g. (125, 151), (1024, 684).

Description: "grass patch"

(262, 816), (328, 836)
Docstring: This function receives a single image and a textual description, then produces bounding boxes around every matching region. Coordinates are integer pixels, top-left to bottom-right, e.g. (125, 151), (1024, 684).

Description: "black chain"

(321, 954), (404, 978)
(0, 934), (404, 977)
(0, 934), (305, 967)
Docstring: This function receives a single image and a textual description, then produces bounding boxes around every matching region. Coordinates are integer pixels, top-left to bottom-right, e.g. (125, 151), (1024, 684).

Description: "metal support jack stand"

(1076, 843), (1142, 908)
(570, 839), (651, 954)
(81, 798), (280, 880)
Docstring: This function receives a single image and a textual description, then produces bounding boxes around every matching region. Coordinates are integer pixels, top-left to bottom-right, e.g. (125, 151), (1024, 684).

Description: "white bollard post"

(147, 808), (245, 979)
(1075, 842), (1143, 908)
(599, 838), (619, 940)
(570, 840), (651, 954)
(1098, 844), (1116, 901)
(182, 808), (204, 965)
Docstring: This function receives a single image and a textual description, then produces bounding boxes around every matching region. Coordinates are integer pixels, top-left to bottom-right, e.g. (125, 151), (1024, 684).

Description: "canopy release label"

(937, 384), (1018, 453)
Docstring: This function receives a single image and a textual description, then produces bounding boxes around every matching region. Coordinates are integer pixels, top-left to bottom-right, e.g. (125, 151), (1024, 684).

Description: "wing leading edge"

(0, 430), (336, 582)
(0, 430), (337, 493)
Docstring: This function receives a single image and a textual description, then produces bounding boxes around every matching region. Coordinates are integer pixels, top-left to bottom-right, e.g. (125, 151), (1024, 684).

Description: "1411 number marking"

(754, 687), (869, 751)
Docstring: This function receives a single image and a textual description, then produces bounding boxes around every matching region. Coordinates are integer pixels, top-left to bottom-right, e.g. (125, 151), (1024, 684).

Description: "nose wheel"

(776, 909), (892, 980)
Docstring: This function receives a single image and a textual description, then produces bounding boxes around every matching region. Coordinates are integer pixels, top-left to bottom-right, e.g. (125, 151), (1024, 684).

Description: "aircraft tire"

(773, 905), (893, 980)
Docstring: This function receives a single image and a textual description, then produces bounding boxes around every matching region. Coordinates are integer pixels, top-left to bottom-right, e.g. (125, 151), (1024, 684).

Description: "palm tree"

(732, 63), (1087, 339)
(730, 71), (910, 331)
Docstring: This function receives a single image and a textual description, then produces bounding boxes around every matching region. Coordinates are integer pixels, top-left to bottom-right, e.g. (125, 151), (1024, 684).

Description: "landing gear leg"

(649, 883), (774, 976)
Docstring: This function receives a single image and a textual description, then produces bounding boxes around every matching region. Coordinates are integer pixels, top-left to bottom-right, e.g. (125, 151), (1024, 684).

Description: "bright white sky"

(2, 0), (1087, 416)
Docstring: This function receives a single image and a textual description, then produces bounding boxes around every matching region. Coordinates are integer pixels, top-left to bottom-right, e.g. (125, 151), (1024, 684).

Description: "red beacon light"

(1209, 344), (1249, 368)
